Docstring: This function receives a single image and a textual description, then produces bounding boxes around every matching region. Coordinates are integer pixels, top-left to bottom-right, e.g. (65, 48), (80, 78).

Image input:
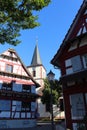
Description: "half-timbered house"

(0, 48), (40, 128)
(51, 0), (87, 129)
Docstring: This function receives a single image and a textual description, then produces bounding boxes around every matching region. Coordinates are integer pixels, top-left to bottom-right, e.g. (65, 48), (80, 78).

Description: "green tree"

(41, 78), (62, 112)
(0, 0), (51, 45)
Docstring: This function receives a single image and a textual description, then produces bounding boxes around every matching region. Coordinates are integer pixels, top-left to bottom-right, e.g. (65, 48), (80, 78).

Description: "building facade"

(51, 1), (87, 130)
(0, 48), (40, 128)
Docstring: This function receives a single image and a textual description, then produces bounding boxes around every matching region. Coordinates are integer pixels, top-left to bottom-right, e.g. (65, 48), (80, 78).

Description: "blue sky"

(0, 0), (83, 79)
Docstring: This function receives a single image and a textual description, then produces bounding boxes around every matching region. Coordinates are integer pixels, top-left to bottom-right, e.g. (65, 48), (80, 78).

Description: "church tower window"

(32, 70), (36, 77)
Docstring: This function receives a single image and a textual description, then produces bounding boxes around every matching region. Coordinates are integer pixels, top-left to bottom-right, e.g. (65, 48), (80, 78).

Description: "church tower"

(27, 43), (46, 95)
(27, 43), (50, 118)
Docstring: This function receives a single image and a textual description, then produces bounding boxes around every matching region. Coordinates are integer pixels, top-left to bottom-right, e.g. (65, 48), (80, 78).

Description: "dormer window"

(6, 64), (13, 73)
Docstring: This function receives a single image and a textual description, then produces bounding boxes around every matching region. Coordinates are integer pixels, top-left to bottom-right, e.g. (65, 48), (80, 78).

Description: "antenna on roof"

(36, 36), (38, 45)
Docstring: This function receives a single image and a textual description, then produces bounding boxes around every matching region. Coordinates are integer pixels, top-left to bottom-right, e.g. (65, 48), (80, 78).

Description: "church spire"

(31, 42), (42, 66)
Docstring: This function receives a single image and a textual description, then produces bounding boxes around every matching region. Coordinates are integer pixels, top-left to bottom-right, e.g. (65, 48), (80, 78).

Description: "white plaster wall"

(0, 61), (5, 71)
(27, 65), (47, 118)
(0, 55), (28, 77)
(28, 66), (46, 87)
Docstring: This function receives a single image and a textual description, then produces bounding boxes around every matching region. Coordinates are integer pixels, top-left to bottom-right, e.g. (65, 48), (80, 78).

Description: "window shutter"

(71, 55), (82, 72)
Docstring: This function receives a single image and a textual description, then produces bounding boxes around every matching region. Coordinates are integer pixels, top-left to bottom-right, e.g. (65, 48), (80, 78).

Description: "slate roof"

(31, 44), (42, 66)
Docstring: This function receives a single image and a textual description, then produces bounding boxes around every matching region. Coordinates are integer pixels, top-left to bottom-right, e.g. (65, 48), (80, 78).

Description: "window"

(71, 55), (82, 72)
(70, 93), (85, 119)
(31, 86), (36, 93)
(2, 82), (12, 90)
(66, 68), (73, 75)
(32, 70), (36, 77)
(22, 85), (31, 93)
(6, 64), (13, 73)
(82, 54), (87, 68)
(13, 83), (22, 92)
(68, 40), (78, 51)
(31, 102), (36, 111)
(9, 52), (13, 57)
(79, 36), (87, 47)
(0, 100), (11, 118)
(27, 112), (31, 118)
(65, 59), (72, 67)
(2, 82), (7, 90)
(11, 101), (21, 118)
(73, 123), (86, 130)
(65, 59), (73, 74)
(65, 54), (87, 75)
(21, 101), (31, 111)
(65, 55), (82, 74)
(32, 67), (36, 77)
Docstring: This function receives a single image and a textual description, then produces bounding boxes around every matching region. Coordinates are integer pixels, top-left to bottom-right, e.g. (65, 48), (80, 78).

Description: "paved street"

(0, 121), (65, 130)
(0, 125), (54, 130)
(0, 124), (65, 130)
